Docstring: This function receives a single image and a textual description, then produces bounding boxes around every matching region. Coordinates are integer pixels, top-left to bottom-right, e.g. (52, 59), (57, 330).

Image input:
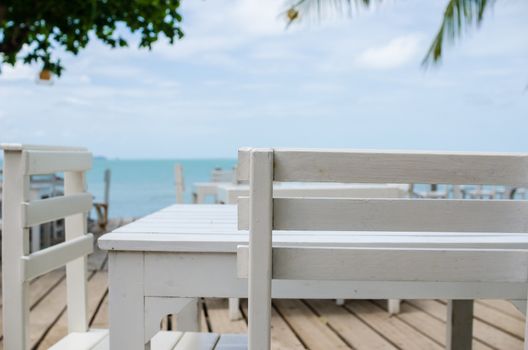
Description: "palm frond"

(286, 0), (493, 66)
(285, 0), (374, 24)
(423, 0), (493, 66)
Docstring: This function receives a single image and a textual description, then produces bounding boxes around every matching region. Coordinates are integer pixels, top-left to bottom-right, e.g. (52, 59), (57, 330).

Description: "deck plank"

(477, 300), (525, 321)
(28, 272), (69, 348)
(90, 293), (109, 329)
(474, 301), (525, 339)
(345, 300), (442, 350)
(240, 300), (305, 350)
(307, 299), (397, 350)
(205, 299), (247, 334)
(0, 269), (66, 341)
(200, 301), (209, 332)
(408, 299), (524, 349)
(274, 299), (349, 349)
(36, 271), (108, 349)
(379, 301), (492, 350)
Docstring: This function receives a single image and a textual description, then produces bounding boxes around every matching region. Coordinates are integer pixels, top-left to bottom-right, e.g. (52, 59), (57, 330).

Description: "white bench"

(237, 148), (528, 350)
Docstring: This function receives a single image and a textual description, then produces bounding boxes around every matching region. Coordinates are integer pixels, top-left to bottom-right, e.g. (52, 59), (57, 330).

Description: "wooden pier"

(1, 220), (525, 350)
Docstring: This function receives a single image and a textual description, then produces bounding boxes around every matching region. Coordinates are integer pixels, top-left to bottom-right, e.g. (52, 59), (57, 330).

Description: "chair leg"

(446, 300), (473, 350)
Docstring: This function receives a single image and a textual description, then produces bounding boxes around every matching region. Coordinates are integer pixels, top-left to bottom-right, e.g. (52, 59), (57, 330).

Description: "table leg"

(228, 298), (242, 320)
(109, 252), (149, 350)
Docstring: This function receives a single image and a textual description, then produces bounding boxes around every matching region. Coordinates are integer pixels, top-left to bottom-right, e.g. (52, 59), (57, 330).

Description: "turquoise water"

(86, 159), (236, 218)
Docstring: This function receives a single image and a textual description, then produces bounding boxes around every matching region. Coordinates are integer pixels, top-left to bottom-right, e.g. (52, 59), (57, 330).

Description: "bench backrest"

(1, 144), (94, 350)
(237, 147), (528, 350)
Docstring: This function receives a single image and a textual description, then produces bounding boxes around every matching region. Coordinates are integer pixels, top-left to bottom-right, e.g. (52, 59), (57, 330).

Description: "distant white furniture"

(462, 185), (497, 199)
(237, 148), (528, 350)
(192, 167), (237, 203)
(191, 181), (222, 203)
(1, 144), (106, 350)
(174, 164), (185, 203)
(93, 168), (111, 230)
(413, 184), (453, 199)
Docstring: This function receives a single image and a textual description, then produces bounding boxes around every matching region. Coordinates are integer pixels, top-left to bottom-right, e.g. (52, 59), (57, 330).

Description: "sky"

(1, 0), (527, 158)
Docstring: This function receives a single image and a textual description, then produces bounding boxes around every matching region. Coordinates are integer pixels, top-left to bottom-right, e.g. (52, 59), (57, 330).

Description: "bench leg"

(336, 299), (345, 306)
(446, 300), (473, 350)
(388, 299), (401, 315)
(229, 298), (242, 320)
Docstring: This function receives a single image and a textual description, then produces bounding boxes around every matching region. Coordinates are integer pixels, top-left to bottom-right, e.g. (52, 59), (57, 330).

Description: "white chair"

(236, 148), (528, 350)
(2, 144), (106, 350)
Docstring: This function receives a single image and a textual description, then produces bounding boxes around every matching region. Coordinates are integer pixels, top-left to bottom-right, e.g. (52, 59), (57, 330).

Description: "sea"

(87, 158), (236, 218)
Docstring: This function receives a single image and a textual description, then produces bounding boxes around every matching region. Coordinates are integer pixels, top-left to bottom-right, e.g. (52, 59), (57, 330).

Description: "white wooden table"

(99, 204), (528, 350)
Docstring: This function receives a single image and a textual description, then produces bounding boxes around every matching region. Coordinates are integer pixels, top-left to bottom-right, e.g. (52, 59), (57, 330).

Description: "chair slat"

(23, 150), (92, 175)
(22, 193), (93, 227)
(48, 329), (109, 350)
(238, 197), (528, 233)
(237, 148), (528, 185)
(237, 245), (528, 283)
(21, 234), (94, 281)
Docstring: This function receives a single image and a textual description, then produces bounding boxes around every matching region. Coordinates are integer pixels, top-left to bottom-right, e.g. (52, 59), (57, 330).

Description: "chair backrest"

(236, 148), (528, 350)
(1, 144), (94, 350)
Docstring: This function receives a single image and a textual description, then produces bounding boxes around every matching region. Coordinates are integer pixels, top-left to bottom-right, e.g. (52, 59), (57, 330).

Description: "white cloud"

(1, 63), (38, 81)
(355, 34), (423, 69)
(231, 0), (286, 36)
(152, 0), (286, 62)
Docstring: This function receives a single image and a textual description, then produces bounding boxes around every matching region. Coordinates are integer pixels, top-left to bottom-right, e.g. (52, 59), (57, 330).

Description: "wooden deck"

(1, 220), (525, 350)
